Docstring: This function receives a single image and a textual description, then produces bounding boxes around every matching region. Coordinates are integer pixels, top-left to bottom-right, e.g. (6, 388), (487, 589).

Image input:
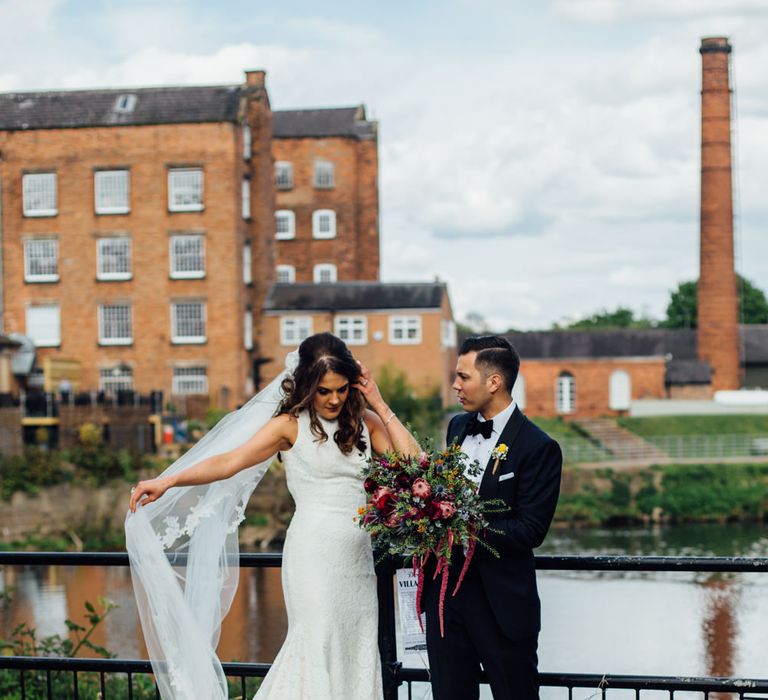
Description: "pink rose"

(412, 478), (432, 499)
(372, 486), (393, 510)
(437, 501), (456, 520)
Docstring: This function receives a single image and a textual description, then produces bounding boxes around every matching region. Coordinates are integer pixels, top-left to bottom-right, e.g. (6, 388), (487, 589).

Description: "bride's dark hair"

(277, 332), (367, 455)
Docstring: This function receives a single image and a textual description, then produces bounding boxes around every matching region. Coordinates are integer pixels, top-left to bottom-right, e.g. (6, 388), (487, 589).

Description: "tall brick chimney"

(697, 37), (740, 391)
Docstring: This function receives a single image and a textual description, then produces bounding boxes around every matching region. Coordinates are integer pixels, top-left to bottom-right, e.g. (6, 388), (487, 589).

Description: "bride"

(126, 332), (420, 699)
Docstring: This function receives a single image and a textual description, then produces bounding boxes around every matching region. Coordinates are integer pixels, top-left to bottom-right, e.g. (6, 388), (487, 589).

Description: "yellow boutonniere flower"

(491, 443), (509, 475)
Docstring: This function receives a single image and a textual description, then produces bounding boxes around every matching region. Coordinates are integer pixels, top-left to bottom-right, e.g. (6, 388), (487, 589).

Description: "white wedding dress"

(255, 411), (384, 699)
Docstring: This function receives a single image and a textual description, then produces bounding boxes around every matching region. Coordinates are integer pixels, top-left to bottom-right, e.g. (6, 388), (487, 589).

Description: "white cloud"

(552, 0), (768, 24)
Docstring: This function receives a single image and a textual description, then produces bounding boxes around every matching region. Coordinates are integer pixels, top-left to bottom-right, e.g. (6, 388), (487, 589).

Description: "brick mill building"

(0, 72), (386, 409)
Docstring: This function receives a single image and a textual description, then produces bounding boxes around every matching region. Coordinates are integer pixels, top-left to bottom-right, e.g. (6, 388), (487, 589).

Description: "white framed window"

(280, 316), (313, 346)
(98, 304), (132, 345)
(389, 315), (422, 345)
(242, 125), (252, 159)
(313, 160), (334, 189)
(168, 168), (204, 212)
(24, 239), (58, 282)
(313, 263), (337, 283)
(96, 238), (131, 281)
(556, 372), (576, 415)
(609, 369), (631, 411)
(114, 94), (137, 113)
(100, 366), (134, 394)
(244, 308), (253, 350)
(26, 304), (60, 347)
(312, 209), (336, 239)
(276, 264), (295, 283)
(276, 210), (296, 240)
(275, 161), (293, 190)
(170, 235), (205, 279)
(22, 173), (57, 217)
(241, 178), (251, 219)
(94, 170), (130, 214)
(171, 302), (206, 343)
(173, 366), (208, 395)
(335, 315), (367, 345)
(243, 241), (252, 284)
(441, 319), (457, 348)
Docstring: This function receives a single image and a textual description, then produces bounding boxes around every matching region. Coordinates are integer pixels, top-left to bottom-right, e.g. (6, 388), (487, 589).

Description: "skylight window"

(114, 94), (137, 113)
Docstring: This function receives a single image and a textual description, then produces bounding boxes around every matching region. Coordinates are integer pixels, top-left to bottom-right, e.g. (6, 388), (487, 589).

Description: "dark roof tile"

(272, 106), (376, 139)
(264, 282), (445, 311)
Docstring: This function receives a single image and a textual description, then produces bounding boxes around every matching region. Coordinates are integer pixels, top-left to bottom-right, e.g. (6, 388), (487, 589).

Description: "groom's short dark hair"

(459, 335), (520, 392)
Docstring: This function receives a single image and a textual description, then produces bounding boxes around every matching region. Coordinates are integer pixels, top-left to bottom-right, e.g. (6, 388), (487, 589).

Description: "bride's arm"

(129, 414), (297, 512)
(355, 365), (421, 457)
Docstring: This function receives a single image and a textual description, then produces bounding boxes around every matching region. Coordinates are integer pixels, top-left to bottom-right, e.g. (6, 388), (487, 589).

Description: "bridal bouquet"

(356, 443), (506, 636)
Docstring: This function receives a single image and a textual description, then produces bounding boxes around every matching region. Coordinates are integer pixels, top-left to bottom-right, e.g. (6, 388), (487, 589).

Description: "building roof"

(664, 359), (713, 385)
(0, 85), (242, 130)
(264, 282), (446, 312)
(0, 85), (375, 138)
(272, 106), (376, 139)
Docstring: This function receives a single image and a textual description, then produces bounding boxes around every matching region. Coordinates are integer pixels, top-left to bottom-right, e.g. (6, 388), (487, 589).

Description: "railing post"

(377, 567), (401, 700)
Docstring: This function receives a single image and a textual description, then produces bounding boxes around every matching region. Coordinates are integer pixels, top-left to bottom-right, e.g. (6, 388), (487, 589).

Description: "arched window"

(512, 373), (526, 411)
(609, 369), (631, 411)
(556, 371), (575, 415)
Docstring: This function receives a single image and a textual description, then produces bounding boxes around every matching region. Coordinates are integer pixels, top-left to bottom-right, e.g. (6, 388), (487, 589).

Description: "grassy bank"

(557, 462), (768, 525)
(617, 414), (768, 437)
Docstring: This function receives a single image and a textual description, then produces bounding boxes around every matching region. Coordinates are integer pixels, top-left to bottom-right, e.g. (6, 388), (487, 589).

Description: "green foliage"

(375, 363), (445, 440)
(618, 414), (768, 437)
(664, 275), (768, 328)
(205, 407), (229, 430)
(553, 306), (655, 330)
(0, 449), (68, 500)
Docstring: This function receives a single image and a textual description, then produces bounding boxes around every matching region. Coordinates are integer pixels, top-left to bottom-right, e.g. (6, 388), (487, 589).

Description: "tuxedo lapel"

(448, 412), (475, 448)
(478, 407), (526, 498)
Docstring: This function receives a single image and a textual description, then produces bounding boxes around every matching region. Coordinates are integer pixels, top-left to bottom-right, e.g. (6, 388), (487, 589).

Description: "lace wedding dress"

(255, 411), (383, 699)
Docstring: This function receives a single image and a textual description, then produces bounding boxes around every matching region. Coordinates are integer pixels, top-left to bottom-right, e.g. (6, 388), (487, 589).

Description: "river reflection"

(2, 523), (768, 698)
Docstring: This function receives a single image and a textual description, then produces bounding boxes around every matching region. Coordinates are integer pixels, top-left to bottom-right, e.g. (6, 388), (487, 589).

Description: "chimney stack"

(697, 36), (740, 391)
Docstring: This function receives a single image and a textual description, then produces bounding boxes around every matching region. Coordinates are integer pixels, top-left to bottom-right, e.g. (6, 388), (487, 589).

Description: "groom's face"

(453, 352), (492, 413)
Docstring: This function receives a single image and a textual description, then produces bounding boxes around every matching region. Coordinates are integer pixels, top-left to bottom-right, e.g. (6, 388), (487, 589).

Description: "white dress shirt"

(460, 399), (517, 486)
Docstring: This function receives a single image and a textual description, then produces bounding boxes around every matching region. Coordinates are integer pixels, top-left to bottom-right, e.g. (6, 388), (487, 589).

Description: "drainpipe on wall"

(0, 155), (4, 334)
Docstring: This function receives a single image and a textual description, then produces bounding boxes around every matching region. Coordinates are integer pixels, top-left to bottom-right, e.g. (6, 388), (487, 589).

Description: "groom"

(422, 335), (562, 700)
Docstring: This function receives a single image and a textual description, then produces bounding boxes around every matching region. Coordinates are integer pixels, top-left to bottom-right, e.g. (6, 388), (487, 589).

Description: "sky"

(1, 0), (767, 330)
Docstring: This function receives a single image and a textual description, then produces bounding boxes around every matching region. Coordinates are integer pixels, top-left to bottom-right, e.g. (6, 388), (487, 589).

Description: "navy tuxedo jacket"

(425, 407), (563, 641)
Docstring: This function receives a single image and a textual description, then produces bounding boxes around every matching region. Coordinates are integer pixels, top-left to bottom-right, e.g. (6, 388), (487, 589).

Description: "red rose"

(394, 473), (412, 491)
(438, 501), (456, 519)
(364, 477), (378, 494)
(424, 501), (441, 520)
(372, 486), (393, 509)
(412, 478), (432, 499)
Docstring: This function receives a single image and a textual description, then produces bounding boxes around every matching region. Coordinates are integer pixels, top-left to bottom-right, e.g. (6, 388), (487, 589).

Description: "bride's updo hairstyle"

(277, 332), (367, 455)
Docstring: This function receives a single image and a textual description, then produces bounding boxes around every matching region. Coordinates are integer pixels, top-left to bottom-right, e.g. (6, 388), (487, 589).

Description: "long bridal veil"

(125, 353), (297, 700)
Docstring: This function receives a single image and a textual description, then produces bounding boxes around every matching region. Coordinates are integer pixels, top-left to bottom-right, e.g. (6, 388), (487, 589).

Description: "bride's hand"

(354, 362), (385, 411)
(129, 476), (173, 513)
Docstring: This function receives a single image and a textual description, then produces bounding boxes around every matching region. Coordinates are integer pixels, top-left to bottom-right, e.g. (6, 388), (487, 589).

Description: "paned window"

(171, 302), (206, 343)
(441, 319), (457, 348)
(313, 263), (337, 283)
(173, 367), (208, 395)
(94, 170), (130, 214)
(556, 372), (576, 415)
(100, 366), (134, 394)
(335, 315), (367, 345)
(243, 125), (252, 159)
(243, 241), (252, 284)
(312, 209), (336, 239)
(23, 173), (57, 216)
(170, 235), (205, 278)
(97, 238), (131, 280)
(280, 316), (313, 346)
(242, 178), (251, 219)
(275, 161), (293, 190)
(244, 309), (253, 350)
(26, 304), (60, 347)
(168, 168), (204, 212)
(99, 304), (133, 345)
(24, 239), (58, 282)
(276, 265), (295, 283)
(313, 160), (334, 188)
(276, 210), (296, 240)
(389, 316), (422, 345)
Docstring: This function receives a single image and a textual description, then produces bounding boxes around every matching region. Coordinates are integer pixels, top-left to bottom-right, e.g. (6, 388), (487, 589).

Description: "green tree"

(375, 364), (445, 441)
(664, 275), (768, 328)
(553, 307), (654, 330)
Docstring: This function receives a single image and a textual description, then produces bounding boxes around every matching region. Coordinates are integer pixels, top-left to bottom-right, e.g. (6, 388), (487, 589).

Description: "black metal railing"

(1, 552), (768, 699)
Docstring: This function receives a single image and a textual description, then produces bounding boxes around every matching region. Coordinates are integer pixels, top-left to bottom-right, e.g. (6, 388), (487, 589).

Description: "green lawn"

(618, 415), (768, 437)
(530, 417), (585, 440)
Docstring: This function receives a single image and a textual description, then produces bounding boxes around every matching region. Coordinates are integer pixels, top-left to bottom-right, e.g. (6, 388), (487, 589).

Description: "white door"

(609, 370), (631, 411)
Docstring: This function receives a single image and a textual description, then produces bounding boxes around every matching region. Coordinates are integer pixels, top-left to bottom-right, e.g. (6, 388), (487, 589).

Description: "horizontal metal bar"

(2, 552), (768, 572)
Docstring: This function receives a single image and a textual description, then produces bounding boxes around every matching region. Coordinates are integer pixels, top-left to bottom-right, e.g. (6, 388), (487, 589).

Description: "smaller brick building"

(261, 282), (457, 406)
(271, 106), (379, 284)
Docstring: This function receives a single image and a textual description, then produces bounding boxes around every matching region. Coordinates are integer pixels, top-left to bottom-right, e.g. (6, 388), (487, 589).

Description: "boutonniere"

(491, 443), (508, 474)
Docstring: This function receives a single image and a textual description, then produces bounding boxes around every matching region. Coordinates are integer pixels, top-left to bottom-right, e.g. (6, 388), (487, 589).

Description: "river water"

(2, 523), (768, 698)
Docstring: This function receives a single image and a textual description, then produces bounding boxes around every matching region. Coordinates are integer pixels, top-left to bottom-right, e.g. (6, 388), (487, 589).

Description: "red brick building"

(271, 107), (379, 284)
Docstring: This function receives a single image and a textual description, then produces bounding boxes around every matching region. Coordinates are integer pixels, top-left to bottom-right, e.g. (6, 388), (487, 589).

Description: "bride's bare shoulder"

(271, 413), (299, 445)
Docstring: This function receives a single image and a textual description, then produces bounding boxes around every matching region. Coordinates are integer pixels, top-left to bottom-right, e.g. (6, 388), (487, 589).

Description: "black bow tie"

(466, 417), (494, 439)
